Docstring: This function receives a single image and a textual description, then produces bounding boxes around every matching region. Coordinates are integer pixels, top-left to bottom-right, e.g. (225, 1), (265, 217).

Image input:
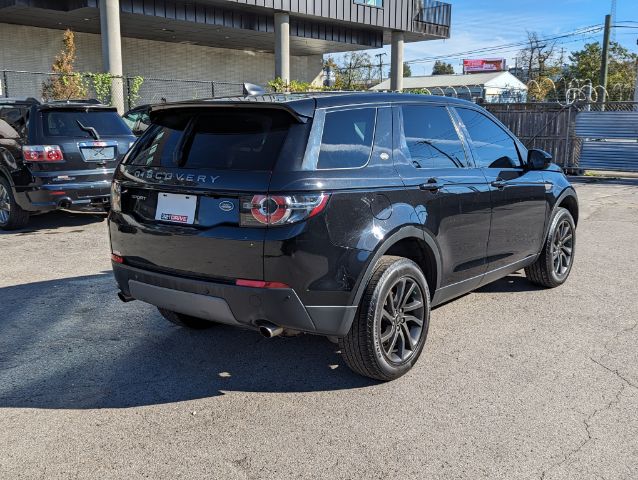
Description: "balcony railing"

(414, 0), (451, 27)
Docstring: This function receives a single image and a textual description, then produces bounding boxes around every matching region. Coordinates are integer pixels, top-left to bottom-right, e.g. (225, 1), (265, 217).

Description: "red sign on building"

(463, 59), (507, 74)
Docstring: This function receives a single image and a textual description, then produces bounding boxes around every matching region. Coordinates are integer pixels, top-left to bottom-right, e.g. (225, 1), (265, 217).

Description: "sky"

(340, 0), (638, 76)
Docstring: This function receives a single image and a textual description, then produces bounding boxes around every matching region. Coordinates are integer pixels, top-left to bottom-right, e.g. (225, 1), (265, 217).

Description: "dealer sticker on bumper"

(155, 192), (197, 225)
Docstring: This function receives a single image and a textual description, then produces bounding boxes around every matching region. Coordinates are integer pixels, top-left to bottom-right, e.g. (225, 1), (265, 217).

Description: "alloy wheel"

(379, 276), (426, 364)
(0, 183), (10, 225)
(551, 219), (573, 278)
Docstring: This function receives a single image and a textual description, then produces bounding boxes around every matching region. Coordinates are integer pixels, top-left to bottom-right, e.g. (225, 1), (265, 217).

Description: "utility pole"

(599, 14), (612, 104)
(375, 52), (386, 83)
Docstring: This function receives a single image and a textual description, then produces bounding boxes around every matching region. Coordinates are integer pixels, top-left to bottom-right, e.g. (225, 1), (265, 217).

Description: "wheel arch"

(350, 226), (442, 307)
(556, 188), (579, 226)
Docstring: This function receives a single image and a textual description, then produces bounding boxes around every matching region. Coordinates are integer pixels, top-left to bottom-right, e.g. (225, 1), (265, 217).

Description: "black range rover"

(109, 93), (578, 381)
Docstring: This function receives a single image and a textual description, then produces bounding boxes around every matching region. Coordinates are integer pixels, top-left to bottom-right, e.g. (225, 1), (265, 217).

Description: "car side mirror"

(527, 149), (552, 170)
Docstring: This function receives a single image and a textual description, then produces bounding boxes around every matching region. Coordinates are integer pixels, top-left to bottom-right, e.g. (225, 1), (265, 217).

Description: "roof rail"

(44, 98), (102, 105)
(0, 97), (41, 105)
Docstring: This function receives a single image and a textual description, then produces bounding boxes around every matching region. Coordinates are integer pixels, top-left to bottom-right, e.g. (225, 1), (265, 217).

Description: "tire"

(0, 176), (29, 230)
(158, 308), (216, 329)
(525, 207), (576, 288)
(339, 256), (431, 381)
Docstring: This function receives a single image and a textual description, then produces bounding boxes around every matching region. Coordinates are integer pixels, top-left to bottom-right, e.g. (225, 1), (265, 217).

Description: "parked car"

(108, 93), (578, 381)
(0, 98), (135, 229)
(122, 104), (151, 137)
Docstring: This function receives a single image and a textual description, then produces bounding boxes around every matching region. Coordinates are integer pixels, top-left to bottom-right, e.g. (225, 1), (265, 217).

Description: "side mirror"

(527, 149), (552, 170)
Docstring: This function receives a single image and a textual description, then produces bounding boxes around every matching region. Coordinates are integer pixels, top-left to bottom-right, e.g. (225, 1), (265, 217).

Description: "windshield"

(42, 110), (132, 137)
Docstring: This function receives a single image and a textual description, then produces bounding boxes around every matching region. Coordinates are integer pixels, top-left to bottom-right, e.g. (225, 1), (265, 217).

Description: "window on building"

(317, 108), (376, 169)
(400, 105), (467, 169)
(455, 108), (521, 168)
(354, 0), (383, 7)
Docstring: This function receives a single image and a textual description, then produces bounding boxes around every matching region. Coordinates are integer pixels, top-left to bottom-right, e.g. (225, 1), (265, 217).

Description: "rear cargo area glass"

(42, 110), (131, 137)
(127, 109), (295, 170)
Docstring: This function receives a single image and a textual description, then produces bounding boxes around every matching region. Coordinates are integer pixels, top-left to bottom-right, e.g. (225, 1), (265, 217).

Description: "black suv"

(108, 93), (578, 381)
(0, 98), (135, 229)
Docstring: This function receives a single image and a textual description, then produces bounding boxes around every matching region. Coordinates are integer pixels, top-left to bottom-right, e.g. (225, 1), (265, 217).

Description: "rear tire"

(158, 308), (215, 329)
(0, 176), (29, 230)
(525, 207), (576, 288)
(339, 256), (430, 381)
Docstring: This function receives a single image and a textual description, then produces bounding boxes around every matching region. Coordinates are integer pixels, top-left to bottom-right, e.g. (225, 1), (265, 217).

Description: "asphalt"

(0, 178), (637, 479)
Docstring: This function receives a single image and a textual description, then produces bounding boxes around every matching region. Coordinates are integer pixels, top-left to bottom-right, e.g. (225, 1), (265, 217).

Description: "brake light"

(111, 253), (124, 264)
(236, 279), (289, 289)
(23, 145), (64, 162)
(240, 193), (329, 227)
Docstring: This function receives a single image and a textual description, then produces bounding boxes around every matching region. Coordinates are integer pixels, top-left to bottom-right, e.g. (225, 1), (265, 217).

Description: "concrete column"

(274, 12), (290, 86)
(390, 31), (404, 92)
(99, 0), (125, 113)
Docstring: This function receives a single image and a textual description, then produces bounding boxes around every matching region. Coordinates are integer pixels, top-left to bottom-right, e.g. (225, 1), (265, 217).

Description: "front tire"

(0, 177), (29, 230)
(339, 256), (430, 381)
(525, 207), (576, 288)
(158, 308), (215, 329)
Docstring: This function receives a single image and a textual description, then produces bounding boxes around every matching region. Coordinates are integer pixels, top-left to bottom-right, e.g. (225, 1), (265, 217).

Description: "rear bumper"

(112, 263), (356, 336)
(15, 180), (111, 212)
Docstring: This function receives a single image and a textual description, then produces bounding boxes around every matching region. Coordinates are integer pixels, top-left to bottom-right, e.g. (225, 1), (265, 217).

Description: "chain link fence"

(0, 70), (245, 110)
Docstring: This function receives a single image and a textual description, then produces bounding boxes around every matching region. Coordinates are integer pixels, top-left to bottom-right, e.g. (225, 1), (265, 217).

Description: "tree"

(516, 31), (562, 82)
(568, 42), (637, 100)
(403, 62), (412, 77)
(432, 61), (454, 75)
(42, 29), (87, 100)
(329, 52), (373, 89)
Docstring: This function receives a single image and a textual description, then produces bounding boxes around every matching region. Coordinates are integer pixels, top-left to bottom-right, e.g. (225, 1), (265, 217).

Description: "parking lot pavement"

(1, 179), (637, 480)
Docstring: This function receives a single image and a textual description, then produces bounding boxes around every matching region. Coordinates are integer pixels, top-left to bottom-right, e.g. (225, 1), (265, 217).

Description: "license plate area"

(155, 192), (197, 225)
(78, 141), (117, 162)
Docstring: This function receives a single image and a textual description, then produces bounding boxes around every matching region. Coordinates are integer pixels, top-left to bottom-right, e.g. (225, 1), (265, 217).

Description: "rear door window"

(42, 110), (132, 137)
(317, 108), (376, 169)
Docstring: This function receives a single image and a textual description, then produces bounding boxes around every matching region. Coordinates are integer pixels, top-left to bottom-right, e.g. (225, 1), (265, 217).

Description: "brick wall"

(0, 23), (323, 88)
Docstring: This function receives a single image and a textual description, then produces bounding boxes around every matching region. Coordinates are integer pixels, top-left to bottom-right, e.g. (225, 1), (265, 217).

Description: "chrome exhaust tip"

(258, 322), (284, 338)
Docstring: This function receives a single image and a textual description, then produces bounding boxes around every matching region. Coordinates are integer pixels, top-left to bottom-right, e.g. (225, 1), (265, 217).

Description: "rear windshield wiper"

(76, 120), (101, 140)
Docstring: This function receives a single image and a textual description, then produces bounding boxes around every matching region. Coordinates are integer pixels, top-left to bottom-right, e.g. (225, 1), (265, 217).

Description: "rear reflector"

(235, 279), (289, 289)
(111, 253), (124, 264)
(23, 145), (64, 162)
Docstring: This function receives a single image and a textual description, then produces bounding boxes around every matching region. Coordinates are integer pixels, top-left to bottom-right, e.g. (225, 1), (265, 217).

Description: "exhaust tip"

(57, 197), (72, 209)
(258, 322), (284, 338)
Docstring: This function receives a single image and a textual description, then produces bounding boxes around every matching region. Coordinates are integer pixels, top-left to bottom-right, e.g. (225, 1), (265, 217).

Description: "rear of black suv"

(0, 100), (135, 229)
(109, 101), (352, 336)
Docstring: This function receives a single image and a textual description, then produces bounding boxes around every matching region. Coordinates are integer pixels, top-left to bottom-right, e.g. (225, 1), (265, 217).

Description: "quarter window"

(400, 105), (467, 168)
(317, 108), (376, 169)
(456, 108), (521, 168)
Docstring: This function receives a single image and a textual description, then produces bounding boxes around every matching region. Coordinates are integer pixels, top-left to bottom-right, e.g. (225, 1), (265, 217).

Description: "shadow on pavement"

(0, 210), (107, 235)
(0, 273), (375, 409)
(475, 273), (542, 294)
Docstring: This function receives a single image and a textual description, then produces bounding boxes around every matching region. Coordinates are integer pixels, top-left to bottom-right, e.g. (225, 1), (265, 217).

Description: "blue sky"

(347, 0), (638, 76)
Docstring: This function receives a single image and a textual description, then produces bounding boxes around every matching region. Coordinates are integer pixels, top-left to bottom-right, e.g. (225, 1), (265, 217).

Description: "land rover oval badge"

(219, 200), (234, 212)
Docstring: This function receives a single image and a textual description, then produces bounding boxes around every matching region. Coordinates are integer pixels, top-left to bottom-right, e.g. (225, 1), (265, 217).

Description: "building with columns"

(0, 0), (451, 111)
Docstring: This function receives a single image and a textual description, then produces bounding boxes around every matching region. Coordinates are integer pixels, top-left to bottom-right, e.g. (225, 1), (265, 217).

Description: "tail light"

(23, 145), (64, 162)
(110, 181), (122, 212)
(239, 193), (329, 227)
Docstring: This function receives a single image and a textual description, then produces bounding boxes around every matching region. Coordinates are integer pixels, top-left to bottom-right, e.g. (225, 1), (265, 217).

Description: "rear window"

(42, 110), (132, 137)
(127, 108), (296, 171)
(317, 108), (376, 169)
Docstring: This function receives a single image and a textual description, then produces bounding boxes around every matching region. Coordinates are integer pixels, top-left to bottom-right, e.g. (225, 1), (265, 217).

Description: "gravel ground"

(0, 178), (637, 480)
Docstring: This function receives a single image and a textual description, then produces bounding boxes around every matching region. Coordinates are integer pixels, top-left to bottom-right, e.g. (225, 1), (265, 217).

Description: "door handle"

(419, 178), (444, 192)
(491, 180), (507, 189)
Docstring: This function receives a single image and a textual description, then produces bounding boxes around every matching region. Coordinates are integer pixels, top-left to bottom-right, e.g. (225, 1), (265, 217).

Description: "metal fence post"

(565, 105), (572, 170)
(2, 71), (8, 98)
(125, 76), (131, 110)
(211, 81), (215, 98)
